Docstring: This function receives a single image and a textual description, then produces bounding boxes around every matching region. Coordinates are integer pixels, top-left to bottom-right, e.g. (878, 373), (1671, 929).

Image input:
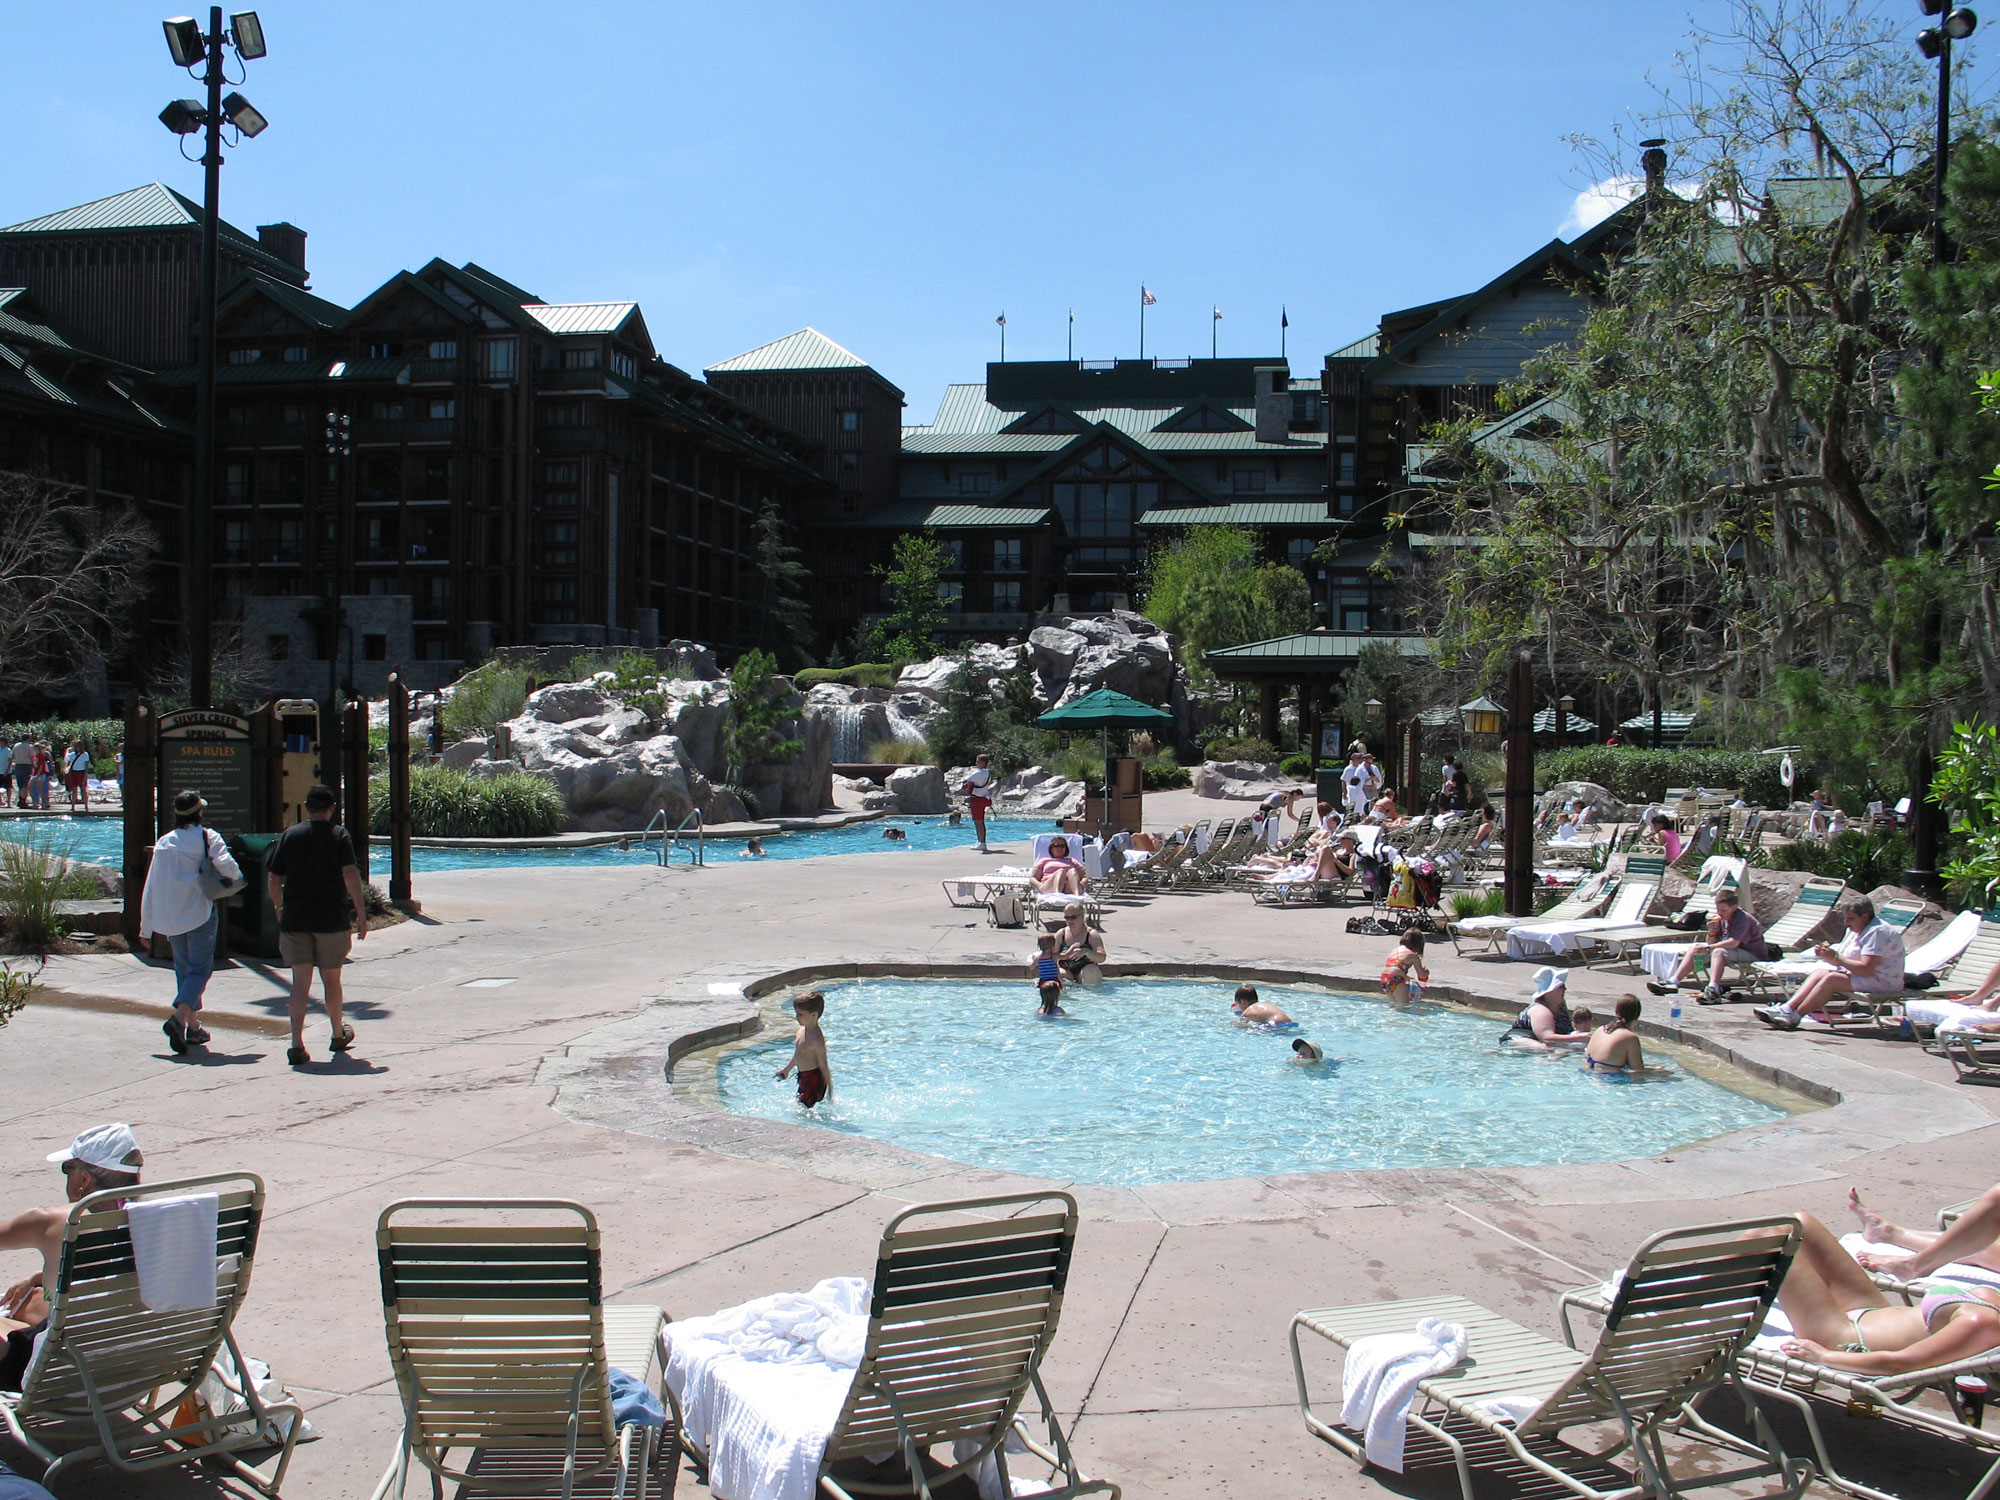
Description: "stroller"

(1382, 854), (1444, 934)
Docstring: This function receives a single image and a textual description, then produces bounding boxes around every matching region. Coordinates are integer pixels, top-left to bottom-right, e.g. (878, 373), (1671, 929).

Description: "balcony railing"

(537, 367), (609, 392)
(354, 418), (457, 443)
(405, 358), (460, 384)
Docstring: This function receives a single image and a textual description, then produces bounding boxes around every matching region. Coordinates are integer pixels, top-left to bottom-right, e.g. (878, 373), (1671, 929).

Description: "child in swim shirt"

(1031, 934), (1064, 1014)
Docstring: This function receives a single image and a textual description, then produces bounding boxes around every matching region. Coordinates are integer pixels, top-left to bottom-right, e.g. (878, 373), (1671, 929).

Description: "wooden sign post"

(119, 691), (157, 953)
(155, 708), (254, 837)
(387, 670), (413, 907)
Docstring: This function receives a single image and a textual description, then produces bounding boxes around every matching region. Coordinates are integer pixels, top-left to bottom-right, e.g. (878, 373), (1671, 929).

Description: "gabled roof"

(983, 421), (1219, 509)
(825, 503), (1053, 530)
(459, 262), (539, 305)
(1326, 331), (1380, 360)
(707, 327), (874, 373)
(998, 401), (1090, 435)
(1203, 632), (1434, 675)
(1368, 237), (1593, 376)
(217, 271), (346, 330)
(0, 288), (90, 358)
(0, 183), (302, 280)
(905, 382), (1324, 453)
(1152, 399), (1252, 433)
(346, 269), (482, 329)
(525, 301), (645, 340)
(1137, 501), (1332, 528)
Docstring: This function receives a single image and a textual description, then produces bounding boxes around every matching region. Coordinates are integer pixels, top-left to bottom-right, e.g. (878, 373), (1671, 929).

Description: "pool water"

(0, 815), (1046, 873)
(712, 979), (1789, 1186)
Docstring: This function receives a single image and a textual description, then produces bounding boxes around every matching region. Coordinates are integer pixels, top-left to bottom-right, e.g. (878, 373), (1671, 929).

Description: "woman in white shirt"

(1755, 897), (1905, 1031)
(137, 790), (242, 1055)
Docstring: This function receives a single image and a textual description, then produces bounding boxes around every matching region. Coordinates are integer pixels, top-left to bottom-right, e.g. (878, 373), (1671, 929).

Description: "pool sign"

(157, 708), (253, 836)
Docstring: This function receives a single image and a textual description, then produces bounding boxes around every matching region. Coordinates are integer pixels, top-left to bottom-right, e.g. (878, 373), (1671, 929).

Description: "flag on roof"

(996, 311), (1006, 326)
(1213, 306), (1222, 320)
(1141, 286), (1156, 306)
(1281, 307), (1289, 329)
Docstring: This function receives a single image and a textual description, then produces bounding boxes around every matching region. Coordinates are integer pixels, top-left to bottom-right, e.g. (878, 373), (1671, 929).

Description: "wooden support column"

(1258, 682), (1280, 746)
(120, 691), (156, 953)
(343, 697), (370, 881)
(387, 670), (414, 907)
(1504, 650), (1536, 917)
(1403, 718), (1423, 812)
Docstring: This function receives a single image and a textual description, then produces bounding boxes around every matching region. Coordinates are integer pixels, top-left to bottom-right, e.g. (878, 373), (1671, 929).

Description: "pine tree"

(752, 502), (816, 670)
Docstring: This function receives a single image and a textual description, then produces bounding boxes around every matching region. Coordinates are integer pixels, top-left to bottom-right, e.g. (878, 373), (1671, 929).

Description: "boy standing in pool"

(775, 990), (832, 1108)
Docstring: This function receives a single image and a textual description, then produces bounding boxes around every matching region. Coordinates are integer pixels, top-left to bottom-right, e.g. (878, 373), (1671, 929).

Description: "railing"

(641, 806), (705, 866)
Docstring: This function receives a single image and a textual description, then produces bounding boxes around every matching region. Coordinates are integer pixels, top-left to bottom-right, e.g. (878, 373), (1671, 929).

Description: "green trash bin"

(227, 833), (282, 961)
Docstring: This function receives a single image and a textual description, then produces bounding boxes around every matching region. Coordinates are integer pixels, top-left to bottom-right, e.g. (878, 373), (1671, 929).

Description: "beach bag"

(194, 829), (238, 903)
(171, 1345), (315, 1447)
(987, 890), (1025, 928)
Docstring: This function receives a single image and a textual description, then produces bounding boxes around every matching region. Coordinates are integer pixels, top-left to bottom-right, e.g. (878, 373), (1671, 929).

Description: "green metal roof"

(1327, 332), (1380, 360)
(1138, 502), (1332, 528)
(903, 385), (1324, 454)
(219, 271), (346, 330)
(1, 183), (301, 279)
(0, 288), (87, 356)
(829, 503), (1052, 530)
(526, 301), (641, 337)
(708, 327), (873, 373)
(1203, 632), (1434, 675)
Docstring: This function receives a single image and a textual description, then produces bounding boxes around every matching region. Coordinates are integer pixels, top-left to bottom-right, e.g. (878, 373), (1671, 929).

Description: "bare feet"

(1849, 1187), (1895, 1243)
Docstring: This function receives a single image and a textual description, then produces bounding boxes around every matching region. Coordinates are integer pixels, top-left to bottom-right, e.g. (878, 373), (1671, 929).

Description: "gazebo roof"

(1203, 632), (1432, 680)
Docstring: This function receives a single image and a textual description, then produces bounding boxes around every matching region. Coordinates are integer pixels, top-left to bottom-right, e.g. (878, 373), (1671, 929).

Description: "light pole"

(159, 10), (269, 709)
(1906, 0), (1975, 897)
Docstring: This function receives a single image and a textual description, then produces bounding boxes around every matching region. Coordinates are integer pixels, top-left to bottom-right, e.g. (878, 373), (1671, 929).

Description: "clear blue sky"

(8, 1), (1845, 420)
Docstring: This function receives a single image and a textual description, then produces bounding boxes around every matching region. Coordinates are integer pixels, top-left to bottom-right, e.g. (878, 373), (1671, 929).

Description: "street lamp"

(1557, 692), (1575, 752)
(1904, 0), (1973, 898)
(1459, 696), (1503, 738)
(158, 7), (270, 708)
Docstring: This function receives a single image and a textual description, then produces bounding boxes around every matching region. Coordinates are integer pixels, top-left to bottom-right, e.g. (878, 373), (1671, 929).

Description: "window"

(839, 452), (861, 474)
(369, 399), (405, 420)
(428, 339), (458, 360)
(543, 402), (588, 426)
(275, 517), (303, 559)
(540, 579), (578, 602)
(1047, 444), (1159, 539)
(1287, 537), (1316, 568)
(221, 518), (252, 561)
(541, 519), (579, 565)
(362, 516), (398, 560)
(417, 455), (453, 499)
(266, 635), (290, 661)
(428, 398), (456, 420)
(362, 633), (388, 661)
(366, 575), (392, 596)
(224, 405), (253, 425)
(938, 539), (965, 571)
(421, 637), (452, 660)
(938, 581), (964, 612)
(222, 463), (251, 503)
(283, 345), (309, 363)
(1232, 468), (1267, 492)
(992, 538), (1023, 572)
(838, 410), (860, 432)
(280, 403), (304, 423)
(422, 577), (452, 615)
(957, 470), (992, 495)
(361, 454), (401, 501)
(480, 337), (518, 381)
(226, 348), (262, 365)
(991, 579), (1022, 612)
(611, 350), (636, 380)
(1337, 449), (1356, 484)
(561, 347), (599, 369)
(367, 341), (399, 359)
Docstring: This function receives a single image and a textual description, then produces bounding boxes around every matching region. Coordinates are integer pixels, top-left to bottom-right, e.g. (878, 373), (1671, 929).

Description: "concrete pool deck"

(4, 801), (1999, 1499)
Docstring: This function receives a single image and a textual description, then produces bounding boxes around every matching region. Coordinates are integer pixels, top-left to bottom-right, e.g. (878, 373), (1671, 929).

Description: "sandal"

(329, 1025), (355, 1054)
(287, 1045), (310, 1067)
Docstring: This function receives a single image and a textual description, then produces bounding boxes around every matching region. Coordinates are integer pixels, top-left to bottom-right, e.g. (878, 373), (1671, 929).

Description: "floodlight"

(1921, 0), (1947, 14)
(222, 92), (268, 137)
(158, 98), (205, 135)
(162, 15), (204, 66)
(229, 10), (265, 58)
(1946, 7), (1978, 38)
(1918, 25), (1945, 53)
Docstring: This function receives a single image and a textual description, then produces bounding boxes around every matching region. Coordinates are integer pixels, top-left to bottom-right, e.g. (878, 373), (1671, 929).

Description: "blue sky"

(6, 1), (1835, 420)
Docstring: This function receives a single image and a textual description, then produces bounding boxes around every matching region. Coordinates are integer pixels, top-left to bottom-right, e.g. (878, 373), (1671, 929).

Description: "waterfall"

(826, 704), (871, 762)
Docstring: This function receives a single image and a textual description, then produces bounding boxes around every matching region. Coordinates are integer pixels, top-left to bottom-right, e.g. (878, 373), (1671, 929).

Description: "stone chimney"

(1640, 139), (1668, 195)
(1253, 364), (1289, 444)
(256, 221), (308, 275)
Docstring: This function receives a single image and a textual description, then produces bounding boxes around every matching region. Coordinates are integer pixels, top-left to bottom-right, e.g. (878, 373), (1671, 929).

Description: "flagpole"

(1067, 309), (1074, 362)
(1138, 285), (1145, 359)
(999, 312), (1005, 363)
(1281, 304), (1288, 360)
(1211, 307), (1218, 359)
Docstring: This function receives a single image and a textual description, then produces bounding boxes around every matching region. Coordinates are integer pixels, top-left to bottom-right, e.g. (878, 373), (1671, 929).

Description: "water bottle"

(1669, 994), (1682, 1024)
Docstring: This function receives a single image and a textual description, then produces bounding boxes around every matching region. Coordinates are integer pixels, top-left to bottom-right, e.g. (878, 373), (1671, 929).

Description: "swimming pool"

(708, 978), (1790, 1186)
(0, 814), (1048, 873)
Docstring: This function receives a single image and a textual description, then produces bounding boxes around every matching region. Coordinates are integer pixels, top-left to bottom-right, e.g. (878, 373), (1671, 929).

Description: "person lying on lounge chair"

(1773, 1211), (2000, 1375)
(1247, 838), (1353, 885)
(1031, 836), (1084, 895)
(1850, 1184), (2000, 1278)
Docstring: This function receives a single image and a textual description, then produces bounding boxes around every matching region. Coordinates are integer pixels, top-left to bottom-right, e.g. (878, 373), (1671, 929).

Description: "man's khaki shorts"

(279, 929), (352, 969)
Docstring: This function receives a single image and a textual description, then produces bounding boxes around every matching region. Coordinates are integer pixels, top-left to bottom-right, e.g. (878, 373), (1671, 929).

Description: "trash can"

(1316, 767), (1344, 809)
(227, 832), (282, 961)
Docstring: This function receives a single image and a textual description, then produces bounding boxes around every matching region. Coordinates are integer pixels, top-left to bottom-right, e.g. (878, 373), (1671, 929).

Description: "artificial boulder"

(1192, 760), (1296, 800)
(886, 764), (946, 815)
(1540, 781), (1630, 825)
(440, 737), (490, 772)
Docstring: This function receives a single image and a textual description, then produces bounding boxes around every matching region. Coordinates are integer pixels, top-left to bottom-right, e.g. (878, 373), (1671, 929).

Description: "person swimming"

(1290, 1038), (1325, 1064)
(883, 826), (907, 841)
(1583, 995), (1656, 1075)
(1231, 984), (1296, 1028)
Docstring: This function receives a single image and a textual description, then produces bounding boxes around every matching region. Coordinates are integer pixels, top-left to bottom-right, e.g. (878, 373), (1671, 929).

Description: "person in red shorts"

(775, 990), (832, 1108)
(962, 753), (994, 854)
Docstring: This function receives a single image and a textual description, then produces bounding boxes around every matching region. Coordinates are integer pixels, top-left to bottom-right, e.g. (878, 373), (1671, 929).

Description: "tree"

(1412, 0), (2000, 779)
(724, 648), (804, 778)
(1140, 526), (1312, 667)
(871, 532), (949, 664)
(751, 501), (815, 671)
(0, 474), (154, 699)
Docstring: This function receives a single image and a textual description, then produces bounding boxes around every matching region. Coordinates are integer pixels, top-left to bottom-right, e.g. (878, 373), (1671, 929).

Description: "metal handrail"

(638, 807), (705, 866)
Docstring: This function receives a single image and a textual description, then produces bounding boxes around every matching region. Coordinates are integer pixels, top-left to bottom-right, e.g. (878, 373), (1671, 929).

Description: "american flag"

(1141, 286), (1156, 306)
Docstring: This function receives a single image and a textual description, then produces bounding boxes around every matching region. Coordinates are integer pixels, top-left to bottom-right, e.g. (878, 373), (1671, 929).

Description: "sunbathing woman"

(1031, 835), (1084, 896)
(1775, 1212), (2000, 1375)
(1246, 839), (1350, 885)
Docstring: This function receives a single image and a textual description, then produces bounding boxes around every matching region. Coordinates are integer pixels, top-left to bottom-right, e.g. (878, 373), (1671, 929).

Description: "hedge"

(0, 720), (123, 752)
(368, 765), (566, 838)
(791, 663), (900, 690)
(1538, 747), (1794, 807)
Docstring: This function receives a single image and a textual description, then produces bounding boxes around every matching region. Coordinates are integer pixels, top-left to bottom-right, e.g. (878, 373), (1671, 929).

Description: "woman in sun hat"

(138, 790), (241, 1056)
(1505, 966), (1592, 1049)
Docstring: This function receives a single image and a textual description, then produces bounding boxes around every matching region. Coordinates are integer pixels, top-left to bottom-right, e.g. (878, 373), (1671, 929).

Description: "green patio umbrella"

(1035, 690), (1174, 808)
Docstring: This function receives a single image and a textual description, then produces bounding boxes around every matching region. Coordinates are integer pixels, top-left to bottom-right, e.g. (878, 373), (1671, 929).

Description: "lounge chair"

(1580, 856), (1748, 968)
(1293, 1217), (1807, 1500)
(669, 1191), (1118, 1500)
(1665, 877), (1845, 997)
(1741, 896), (1930, 1002)
(1447, 869), (1616, 958)
(370, 1198), (672, 1500)
(1504, 856), (1668, 960)
(0, 1172), (299, 1497)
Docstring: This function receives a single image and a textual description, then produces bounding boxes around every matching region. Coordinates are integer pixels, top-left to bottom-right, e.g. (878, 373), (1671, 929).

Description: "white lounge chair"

(1294, 1217), (1808, 1500)
(1505, 874), (1662, 960)
(1448, 869), (1615, 958)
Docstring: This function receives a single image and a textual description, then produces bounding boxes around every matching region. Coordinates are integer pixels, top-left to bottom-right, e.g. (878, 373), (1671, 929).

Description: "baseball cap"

(1530, 967), (1571, 1002)
(47, 1122), (143, 1173)
(304, 784), (336, 811)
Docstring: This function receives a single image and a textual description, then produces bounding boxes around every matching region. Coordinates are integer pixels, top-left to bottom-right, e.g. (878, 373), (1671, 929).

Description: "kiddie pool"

(700, 977), (1792, 1187)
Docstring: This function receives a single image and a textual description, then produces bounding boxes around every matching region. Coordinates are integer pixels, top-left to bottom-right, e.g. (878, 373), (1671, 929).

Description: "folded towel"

(1339, 1317), (1468, 1471)
(126, 1193), (218, 1312)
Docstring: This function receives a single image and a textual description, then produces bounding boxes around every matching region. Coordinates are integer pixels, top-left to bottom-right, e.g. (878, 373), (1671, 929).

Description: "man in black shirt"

(265, 785), (369, 1066)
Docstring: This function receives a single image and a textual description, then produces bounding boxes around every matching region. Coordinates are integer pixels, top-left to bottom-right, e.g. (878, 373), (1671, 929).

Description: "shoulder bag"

(194, 828), (239, 903)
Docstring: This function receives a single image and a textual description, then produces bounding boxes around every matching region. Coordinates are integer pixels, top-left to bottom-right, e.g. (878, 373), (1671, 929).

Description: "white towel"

(1338, 1317), (1468, 1471)
(127, 1193), (218, 1312)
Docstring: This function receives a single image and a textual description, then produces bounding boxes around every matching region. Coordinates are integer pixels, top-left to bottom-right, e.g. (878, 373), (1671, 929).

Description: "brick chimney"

(256, 221), (308, 275)
(1640, 139), (1668, 195)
